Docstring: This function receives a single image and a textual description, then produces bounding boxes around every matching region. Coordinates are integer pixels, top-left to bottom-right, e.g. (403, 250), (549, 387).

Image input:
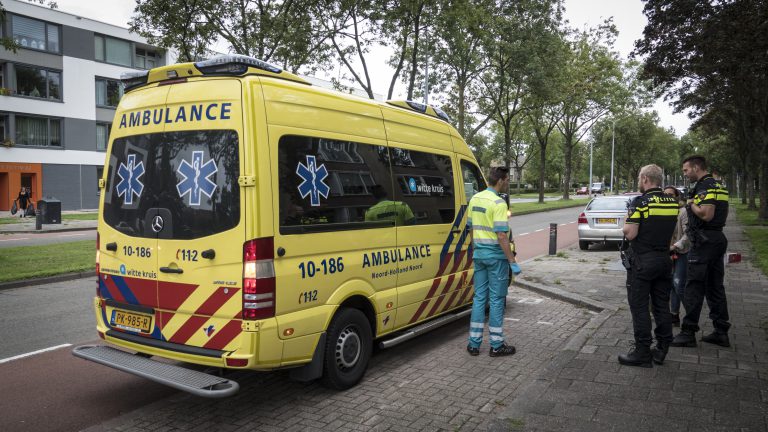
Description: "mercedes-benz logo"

(151, 215), (164, 233)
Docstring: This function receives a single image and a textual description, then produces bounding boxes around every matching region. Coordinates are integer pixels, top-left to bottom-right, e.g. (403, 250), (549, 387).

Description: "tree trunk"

(746, 170), (757, 210)
(538, 145), (547, 204)
(562, 137), (572, 200)
(739, 170), (747, 204)
(516, 167), (523, 195)
(759, 158), (768, 221)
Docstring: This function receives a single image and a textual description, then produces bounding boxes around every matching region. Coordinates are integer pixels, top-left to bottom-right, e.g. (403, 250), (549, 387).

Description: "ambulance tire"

(321, 307), (373, 390)
(579, 241), (590, 250)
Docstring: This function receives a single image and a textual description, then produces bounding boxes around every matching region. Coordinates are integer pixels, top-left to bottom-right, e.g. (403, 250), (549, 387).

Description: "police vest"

(626, 188), (678, 254)
(691, 174), (729, 229)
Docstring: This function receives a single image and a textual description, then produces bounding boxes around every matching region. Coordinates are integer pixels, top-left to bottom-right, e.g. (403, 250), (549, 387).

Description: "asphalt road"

(0, 230), (96, 248)
(0, 206), (585, 432)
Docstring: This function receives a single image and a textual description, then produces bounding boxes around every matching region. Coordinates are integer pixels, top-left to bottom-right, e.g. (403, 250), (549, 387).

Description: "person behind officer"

(16, 187), (30, 218)
(671, 155), (731, 348)
(663, 186), (690, 327)
(365, 185), (415, 226)
(619, 164), (678, 367)
(466, 166), (519, 357)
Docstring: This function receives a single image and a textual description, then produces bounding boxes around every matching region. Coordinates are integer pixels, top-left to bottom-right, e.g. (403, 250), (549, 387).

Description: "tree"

(635, 0), (768, 219)
(130, 0), (331, 72)
(556, 22), (623, 199)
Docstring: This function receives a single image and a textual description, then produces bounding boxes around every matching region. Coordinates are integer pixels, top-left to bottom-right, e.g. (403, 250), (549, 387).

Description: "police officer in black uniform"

(671, 155), (731, 348)
(619, 164), (678, 367)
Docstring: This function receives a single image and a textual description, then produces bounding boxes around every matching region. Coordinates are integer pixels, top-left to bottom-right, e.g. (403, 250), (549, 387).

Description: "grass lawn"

(508, 192), (562, 199)
(0, 212), (97, 225)
(510, 197), (589, 216)
(0, 240), (95, 283)
(731, 198), (768, 276)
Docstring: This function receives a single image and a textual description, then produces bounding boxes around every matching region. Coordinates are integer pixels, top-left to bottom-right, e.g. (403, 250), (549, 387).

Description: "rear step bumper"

(72, 345), (239, 398)
(379, 307), (471, 349)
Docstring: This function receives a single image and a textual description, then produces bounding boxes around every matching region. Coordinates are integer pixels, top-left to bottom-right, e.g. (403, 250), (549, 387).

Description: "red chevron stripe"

(425, 274), (456, 318)
(203, 319), (242, 350)
(121, 276), (158, 307)
(103, 276), (126, 304)
(196, 287), (240, 316)
(448, 249), (467, 275)
(157, 311), (175, 331)
(457, 283), (474, 306)
(158, 281), (199, 311)
(435, 252), (454, 278)
(168, 315), (207, 345)
(444, 271), (469, 312)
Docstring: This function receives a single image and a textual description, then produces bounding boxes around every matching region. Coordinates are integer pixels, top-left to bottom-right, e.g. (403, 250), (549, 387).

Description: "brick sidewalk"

(491, 212), (768, 431)
(85, 286), (592, 432)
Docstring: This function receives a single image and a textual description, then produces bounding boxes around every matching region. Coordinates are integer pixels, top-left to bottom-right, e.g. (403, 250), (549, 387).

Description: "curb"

(0, 271), (94, 290)
(0, 225), (96, 235)
(513, 278), (615, 313)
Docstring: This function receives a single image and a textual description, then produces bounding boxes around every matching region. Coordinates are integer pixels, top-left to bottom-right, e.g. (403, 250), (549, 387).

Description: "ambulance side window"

(278, 135), (395, 234)
(390, 147), (455, 225)
(461, 161), (486, 203)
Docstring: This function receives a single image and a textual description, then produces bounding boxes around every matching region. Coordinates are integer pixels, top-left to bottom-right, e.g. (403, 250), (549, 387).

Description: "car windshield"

(587, 198), (629, 211)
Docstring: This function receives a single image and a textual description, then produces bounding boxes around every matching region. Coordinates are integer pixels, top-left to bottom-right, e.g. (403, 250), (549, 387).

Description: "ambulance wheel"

(321, 308), (372, 390)
(579, 241), (590, 250)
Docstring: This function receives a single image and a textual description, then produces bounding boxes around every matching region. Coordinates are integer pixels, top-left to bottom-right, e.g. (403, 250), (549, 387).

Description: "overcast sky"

(53, 0), (693, 135)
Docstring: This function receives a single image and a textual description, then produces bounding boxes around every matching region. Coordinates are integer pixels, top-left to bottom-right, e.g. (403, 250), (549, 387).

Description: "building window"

(12, 15), (60, 53)
(15, 64), (61, 100)
(95, 78), (123, 107)
(96, 123), (111, 150)
(94, 35), (132, 67)
(0, 115), (8, 145)
(15, 116), (61, 147)
(135, 48), (159, 69)
(96, 167), (104, 194)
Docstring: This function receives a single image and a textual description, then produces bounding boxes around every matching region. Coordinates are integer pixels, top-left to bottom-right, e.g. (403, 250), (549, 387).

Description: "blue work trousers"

(468, 258), (510, 349)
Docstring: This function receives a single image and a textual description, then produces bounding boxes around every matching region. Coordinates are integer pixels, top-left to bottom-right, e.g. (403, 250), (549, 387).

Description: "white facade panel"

(0, 146), (105, 166)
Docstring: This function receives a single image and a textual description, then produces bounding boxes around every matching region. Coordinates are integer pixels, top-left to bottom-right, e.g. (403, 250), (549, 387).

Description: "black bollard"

(35, 209), (42, 230)
(548, 223), (557, 255)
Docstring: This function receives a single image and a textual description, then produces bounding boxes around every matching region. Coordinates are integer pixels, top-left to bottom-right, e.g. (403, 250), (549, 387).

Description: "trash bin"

(37, 197), (61, 224)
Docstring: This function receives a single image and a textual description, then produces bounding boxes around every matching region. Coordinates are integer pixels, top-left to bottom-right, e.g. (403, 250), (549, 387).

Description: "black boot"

(701, 331), (730, 348)
(618, 344), (652, 368)
(651, 342), (669, 365)
(670, 331), (697, 347)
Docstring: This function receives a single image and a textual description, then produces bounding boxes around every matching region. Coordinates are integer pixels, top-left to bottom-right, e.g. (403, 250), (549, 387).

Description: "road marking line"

(60, 233), (87, 237)
(559, 223), (568, 226)
(535, 229), (544, 232)
(568, 221), (576, 224)
(505, 318), (520, 321)
(0, 343), (72, 364)
(536, 321), (553, 325)
(0, 237), (29, 242)
(519, 232), (529, 236)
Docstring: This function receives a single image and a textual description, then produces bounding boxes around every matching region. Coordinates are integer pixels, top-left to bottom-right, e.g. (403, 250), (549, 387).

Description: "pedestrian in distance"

(466, 166), (520, 357)
(664, 186), (691, 327)
(619, 164), (678, 367)
(671, 155), (731, 348)
(16, 187), (30, 218)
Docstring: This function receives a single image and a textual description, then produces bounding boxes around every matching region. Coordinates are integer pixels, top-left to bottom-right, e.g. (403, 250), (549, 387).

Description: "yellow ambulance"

(73, 55), (488, 397)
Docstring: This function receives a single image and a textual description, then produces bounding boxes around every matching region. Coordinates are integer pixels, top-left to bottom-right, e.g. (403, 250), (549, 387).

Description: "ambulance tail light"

(96, 232), (101, 297)
(242, 237), (275, 320)
(578, 212), (588, 225)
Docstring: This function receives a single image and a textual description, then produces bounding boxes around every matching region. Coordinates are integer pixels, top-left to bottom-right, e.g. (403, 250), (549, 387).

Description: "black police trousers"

(626, 251), (673, 348)
(682, 231), (730, 334)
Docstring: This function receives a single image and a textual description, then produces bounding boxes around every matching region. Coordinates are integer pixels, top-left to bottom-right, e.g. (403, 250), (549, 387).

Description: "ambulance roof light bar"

(194, 54), (282, 76)
(121, 70), (149, 92)
(386, 100), (453, 123)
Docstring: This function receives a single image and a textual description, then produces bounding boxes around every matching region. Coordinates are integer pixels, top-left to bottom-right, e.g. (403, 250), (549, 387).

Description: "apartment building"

(0, 0), (171, 211)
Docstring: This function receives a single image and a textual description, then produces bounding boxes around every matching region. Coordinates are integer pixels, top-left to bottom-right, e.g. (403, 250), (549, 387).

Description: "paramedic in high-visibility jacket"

(466, 166), (519, 357)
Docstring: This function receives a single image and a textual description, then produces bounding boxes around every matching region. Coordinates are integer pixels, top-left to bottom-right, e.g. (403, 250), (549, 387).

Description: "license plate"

(111, 309), (152, 333)
(597, 218), (617, 224)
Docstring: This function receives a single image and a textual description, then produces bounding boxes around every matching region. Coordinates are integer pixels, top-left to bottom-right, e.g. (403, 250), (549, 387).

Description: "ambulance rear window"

(102, 130), (240, 239)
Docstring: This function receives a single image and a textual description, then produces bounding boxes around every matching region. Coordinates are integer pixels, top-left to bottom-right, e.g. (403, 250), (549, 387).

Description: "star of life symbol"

(176, 151), (218, 206)
(296, 155), (330, 207)
(116, 154), (145, 205)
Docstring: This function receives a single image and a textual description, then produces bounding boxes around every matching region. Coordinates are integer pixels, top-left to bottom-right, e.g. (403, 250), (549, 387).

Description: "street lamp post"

(589, 141), (593, 195)
(611, 120), (615, 194)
